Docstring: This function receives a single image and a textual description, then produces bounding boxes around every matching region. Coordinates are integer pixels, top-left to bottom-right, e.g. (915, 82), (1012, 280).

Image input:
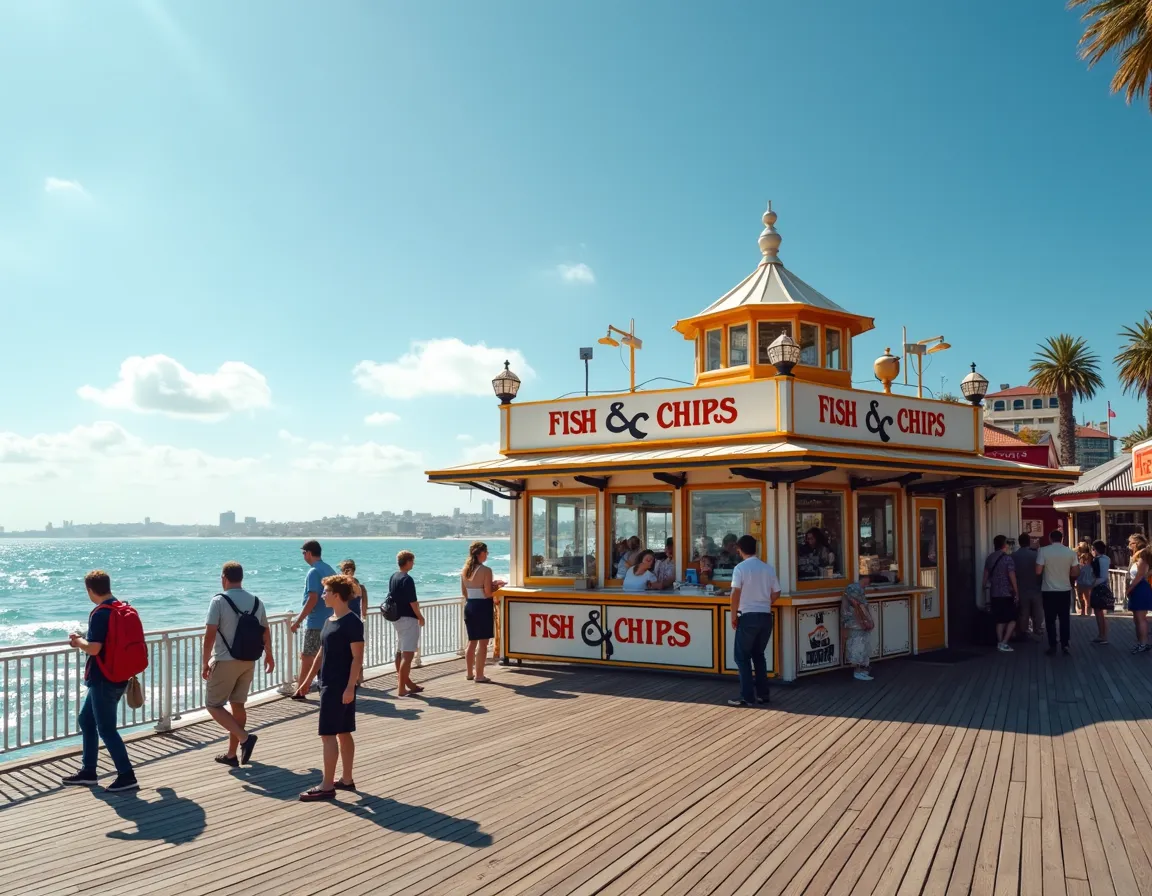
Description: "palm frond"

(1121, 422), (1152, 451)
(1069, 0), (1152, 112)
(1028, 334), (1105, 399)
(1115, 312), (1152, 400)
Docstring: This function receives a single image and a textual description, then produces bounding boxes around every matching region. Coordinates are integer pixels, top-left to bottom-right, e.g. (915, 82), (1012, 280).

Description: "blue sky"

(1, 0), (1149, 530)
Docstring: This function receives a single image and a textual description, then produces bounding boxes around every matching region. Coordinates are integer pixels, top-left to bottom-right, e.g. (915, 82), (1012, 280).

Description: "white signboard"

(507, 381), (777, 451)
(792, 382), (977, 453)
(602, 605), (715, 669)
(506, 601), (606, 660)
(797, 607), (839, 672)
(880, 598), (911, 655)
(722, 610), (775, 673)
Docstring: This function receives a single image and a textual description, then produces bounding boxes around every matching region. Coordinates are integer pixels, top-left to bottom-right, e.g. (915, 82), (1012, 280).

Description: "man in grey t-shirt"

(202, 562), (273, 766)
(1012, 534), (1043, 640)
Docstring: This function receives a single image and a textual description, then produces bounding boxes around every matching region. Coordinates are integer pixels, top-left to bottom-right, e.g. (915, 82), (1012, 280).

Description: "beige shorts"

(206, 659), (256, 708)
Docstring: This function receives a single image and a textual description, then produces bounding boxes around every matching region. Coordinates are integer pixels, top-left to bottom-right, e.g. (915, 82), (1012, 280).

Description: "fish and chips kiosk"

(427, 204), (1078, 680)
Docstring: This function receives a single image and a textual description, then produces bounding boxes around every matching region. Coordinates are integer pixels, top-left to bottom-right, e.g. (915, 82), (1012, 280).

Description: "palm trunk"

(1146, 394), (1152, 432)
(1058, 392), (1075, 466)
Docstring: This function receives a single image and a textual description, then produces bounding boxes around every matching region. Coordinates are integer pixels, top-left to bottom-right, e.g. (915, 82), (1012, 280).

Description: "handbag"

(857, 601), (875, 632)
(125, 675), (145, 710)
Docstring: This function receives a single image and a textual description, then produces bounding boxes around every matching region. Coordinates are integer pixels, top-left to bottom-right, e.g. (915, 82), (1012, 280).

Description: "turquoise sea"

(0, 538), (510, 648)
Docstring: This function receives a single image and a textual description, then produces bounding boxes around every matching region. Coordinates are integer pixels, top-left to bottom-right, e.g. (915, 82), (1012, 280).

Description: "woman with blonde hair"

(1127, 534), (1152, 654)
(461, 541), (505, 682)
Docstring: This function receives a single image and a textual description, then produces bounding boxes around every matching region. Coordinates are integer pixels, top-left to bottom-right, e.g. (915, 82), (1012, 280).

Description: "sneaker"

(239, 733), (258, 765)
(105, 773), (139, 793)
(727, 699), (750, 707)
(997, 643), (1014, 653)
(1092, 637), (1108, 644)
(1133, 644), (1149, 655)
(61, 770), (98, 787)
(853, 671), (874, 681)
(756, 695), (770, 705)
(1062, 645), (1071, 655)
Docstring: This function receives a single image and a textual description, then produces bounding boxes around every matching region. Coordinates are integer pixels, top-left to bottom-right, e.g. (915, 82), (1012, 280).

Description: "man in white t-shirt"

(1035, 530), (1079, 656)
(727, 535), (781, 707)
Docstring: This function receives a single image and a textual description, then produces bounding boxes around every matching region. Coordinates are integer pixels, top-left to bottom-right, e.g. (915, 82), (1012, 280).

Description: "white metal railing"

(0, 600), (466, 756)
(1111, 569), (1129, 610)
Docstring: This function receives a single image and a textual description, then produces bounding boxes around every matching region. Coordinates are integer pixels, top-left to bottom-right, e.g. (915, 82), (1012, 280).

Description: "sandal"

(333, 780), (356, 791)
(299, 787), (336, 802)
(214, 754), (239, 767)
(474, 676), (492, 683)
(408, 684), (424, 693)
(466, 674), (474, 681)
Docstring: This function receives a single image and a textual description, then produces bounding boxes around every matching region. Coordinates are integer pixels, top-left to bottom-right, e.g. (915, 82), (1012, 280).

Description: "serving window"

(825, 328), (842, 370)
(704, 329), (723, 371)
(796, 490), (845, 582)
(856, 492), (900, 585)
(528, 494), (597, 579)
(728, 324), (750, 367)
(687, 487), (762, 583)
(609, 491), (675, 581)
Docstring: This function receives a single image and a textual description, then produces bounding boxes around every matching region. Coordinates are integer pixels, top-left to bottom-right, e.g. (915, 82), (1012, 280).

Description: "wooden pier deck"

(5, 614), (1152, 895)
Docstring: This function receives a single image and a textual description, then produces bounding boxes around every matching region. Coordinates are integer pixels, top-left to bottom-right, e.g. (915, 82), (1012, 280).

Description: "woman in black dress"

(461, 541), (505, 683)
(296, 574), (364, 801)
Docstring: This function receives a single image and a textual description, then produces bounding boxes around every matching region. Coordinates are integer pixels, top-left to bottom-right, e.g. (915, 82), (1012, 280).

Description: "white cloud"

(456, 434), (474, 442)
(461, 441), (501, 464)
(364, 411), (401, 427)
(0, 422), (259, 484)
(78, 354), (271, 420)
(354, 338), (534, 400)
(278, 429), (305, 445)
(44, 177), (88, 196)
(557, 262), (595, 285)
(292, 441), (421, 477)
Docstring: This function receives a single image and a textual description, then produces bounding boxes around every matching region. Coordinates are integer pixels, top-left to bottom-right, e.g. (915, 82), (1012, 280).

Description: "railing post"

(155, 634), (172, 732)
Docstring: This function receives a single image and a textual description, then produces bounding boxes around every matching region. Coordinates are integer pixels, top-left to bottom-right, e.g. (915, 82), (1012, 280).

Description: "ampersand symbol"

(865, 400), (893, 443)
(580, 610), (614, 658)
(605, 402), (649, 441)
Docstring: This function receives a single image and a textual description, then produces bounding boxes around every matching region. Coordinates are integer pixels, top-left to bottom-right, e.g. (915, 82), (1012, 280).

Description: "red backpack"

(90, 600), (149, 683)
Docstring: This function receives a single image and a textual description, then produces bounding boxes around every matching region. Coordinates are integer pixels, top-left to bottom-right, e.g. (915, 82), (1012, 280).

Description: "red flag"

(1109, 407), (1117, 418)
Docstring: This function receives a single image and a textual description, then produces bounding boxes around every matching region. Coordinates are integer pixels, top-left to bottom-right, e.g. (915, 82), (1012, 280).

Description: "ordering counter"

(499, 584), (929, 680)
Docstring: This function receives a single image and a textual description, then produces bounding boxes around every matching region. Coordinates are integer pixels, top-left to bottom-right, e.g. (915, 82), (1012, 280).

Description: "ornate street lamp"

(766, 330), (801, 376)
(960, 362), (989, 406)
(492, 360), (521, 404)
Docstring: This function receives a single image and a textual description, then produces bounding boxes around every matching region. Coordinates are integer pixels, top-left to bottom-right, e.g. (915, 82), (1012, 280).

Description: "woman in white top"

(622, 550), (672, 593)
(461, 541), (505, 682)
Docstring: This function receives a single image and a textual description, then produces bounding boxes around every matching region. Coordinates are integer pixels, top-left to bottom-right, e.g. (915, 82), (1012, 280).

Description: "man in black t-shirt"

(389, 551), (426, 697)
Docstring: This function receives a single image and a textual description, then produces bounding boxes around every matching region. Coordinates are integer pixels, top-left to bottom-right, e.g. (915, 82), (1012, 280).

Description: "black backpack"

(381, 593), (401, 622)
(216, 593), (266, 661)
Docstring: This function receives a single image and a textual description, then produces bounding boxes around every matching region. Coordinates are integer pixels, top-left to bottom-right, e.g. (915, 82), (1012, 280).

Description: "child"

(842, 576), (875, 681)
(296, 574), (364, 801)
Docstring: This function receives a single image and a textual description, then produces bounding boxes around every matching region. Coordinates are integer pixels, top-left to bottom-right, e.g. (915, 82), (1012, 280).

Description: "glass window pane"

(1049, 397), (1059, 408)
(757, 322), (794, 364)
(993, 400), (1005, 411)
(1031, 399), (1042, 409)
(689, 488), (762, 583)
(856, 493), (899, 584)
(799, 324), (819, 366)
(796, 491), (844, 581)
(1013, 399), (1025, 410)
(825, 329), (842, 369)
(729, 325), (749, 367)
(705, 329), (723, 371)
(530, 495), (597, 578)
(610, 492), (674, 579)
(918, 509), (938, 569)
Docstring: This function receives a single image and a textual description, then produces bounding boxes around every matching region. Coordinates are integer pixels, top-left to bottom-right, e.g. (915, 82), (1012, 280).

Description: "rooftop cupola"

(673, 203), (875, 388)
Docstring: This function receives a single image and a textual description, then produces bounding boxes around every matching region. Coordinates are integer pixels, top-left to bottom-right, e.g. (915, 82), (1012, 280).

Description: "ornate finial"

(758, 200), (781, 264)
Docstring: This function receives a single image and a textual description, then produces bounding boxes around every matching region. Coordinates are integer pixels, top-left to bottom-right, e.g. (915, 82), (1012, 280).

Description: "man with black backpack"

(202, 562), (273, 767)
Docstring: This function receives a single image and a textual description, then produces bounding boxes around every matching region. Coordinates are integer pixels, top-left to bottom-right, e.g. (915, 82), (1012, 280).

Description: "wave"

(0, 620), (85, 647)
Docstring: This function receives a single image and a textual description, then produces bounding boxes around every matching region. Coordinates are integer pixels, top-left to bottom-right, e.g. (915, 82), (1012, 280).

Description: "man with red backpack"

(62, 570), (143, 792)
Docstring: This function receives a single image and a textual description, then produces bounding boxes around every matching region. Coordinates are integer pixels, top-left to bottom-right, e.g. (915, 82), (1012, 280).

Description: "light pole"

(598, 319), (643, 392)
(579, 347), (593, 397)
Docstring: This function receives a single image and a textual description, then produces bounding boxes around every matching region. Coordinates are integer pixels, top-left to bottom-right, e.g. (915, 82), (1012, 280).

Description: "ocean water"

(0, 537), (510, 648)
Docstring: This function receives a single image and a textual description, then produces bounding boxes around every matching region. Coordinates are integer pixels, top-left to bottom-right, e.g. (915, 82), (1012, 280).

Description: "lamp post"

(766, 330), (801, 376)
(960, 362), (989, 407)
(901, 330), (951, 398)
(492, 360), (521, 405)
(598, 319), (643, 392)
(579, 347), (593, 397)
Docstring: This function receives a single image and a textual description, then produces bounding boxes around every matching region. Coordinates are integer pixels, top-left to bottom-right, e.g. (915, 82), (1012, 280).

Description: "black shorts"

(464, 599), (495, 641)
(991, 595), (1017, 624)
(317, 685), (356, 736)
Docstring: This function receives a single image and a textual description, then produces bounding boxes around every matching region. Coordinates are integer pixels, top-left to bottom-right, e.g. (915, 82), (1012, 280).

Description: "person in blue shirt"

(290, 540), (336, 699)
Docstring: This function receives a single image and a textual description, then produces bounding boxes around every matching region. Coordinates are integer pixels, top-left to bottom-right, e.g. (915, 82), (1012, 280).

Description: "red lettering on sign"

(613, 616), (692, 647)
(548, 409), (598, 436)
(818, 394), (858, 428)
(655, 398), (740, 431)
(529, 613), (574, 640)
(897, 409), (946, 438)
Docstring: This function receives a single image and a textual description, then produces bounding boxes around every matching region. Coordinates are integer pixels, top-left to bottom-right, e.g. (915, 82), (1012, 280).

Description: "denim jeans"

(79, 679), (133, 776)
(1042, 590), (1072, 649)
(734, 612), (774, 703)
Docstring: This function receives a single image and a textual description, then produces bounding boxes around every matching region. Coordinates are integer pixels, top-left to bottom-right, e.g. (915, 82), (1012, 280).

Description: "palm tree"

(1122, 423), (1152, 451)
(1069, 0), (1152, 113)
(1115, 312), (1152, 429)
(1029, 335), (1104, 465)
(938, 391), (961, 403)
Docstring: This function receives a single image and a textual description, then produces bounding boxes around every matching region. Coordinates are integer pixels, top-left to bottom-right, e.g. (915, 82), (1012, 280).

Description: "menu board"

(797, 607), (839, 673)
